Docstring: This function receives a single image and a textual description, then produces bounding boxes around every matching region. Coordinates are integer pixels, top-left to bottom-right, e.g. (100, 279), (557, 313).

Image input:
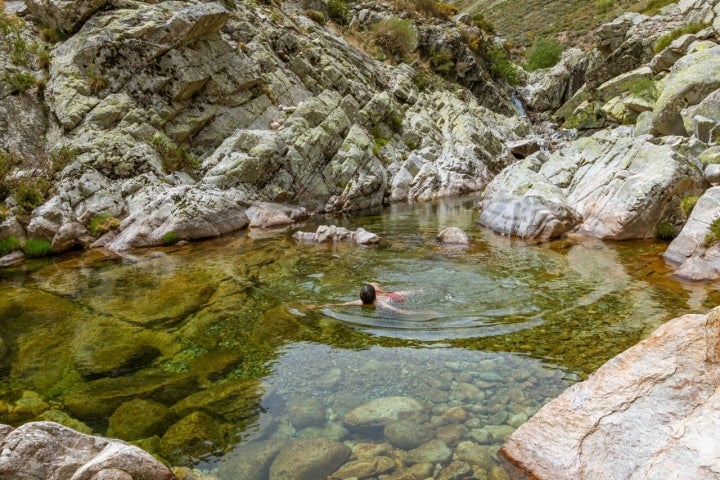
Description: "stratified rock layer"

(500, 307), (720, 480)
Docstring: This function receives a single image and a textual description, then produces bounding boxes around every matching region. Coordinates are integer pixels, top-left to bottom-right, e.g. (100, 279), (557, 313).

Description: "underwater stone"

(329, 455), (396, 479)
(216, 438), (289, 480)
(108, 399), (176, 441)
(287, 396), (327, 430)
(343, 396), (428, 430)
(383, 420), (433, 450)
(405, 439), (453, 466)
(160, 411), (228, 465)
(268, 438), (351, 480)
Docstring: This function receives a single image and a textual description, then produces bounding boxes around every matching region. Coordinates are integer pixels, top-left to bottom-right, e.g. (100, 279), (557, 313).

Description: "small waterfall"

(511, 92), (528, 117)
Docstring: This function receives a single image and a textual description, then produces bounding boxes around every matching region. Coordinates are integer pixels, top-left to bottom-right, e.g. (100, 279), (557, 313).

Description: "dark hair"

(360, 284), (376, 304)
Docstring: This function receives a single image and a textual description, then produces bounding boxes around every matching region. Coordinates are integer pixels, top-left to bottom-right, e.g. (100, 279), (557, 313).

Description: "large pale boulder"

(342, 396), (428, 430)
(0, 421), (173, 479)
(653, 46), (720, 135)
(24, 0), (107, 34)
(501, 307), (720, 480)
(663, 186), (720, 280)
(479, 128), (706, 241)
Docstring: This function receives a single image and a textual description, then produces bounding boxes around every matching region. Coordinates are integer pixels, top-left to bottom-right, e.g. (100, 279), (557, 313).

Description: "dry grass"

(454, 0), (665, 47)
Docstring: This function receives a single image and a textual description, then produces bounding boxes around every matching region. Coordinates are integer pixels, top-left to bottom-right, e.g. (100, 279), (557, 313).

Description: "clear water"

(0, 196), (717, 478)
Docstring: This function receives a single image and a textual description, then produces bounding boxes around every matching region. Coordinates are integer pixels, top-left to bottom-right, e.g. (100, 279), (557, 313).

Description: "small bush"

(433, 2), (457, 19)
(23, 238), (51, 258)
(49, 145), (77, 175)
(371, 17), (418, 60)
(13, 176), (51, 211)
(40, 27), (66, 43)
(162, 231), (178, 245)
(413, 0), (436, 17)
(430, 47), (455, 75)
(488, 45), (519, 85)
(653, 22), (707, 54)
(4, 72), (36, 93)
(655, 220), (676, 240)
(628, 76), (658, 102)
(0, 236), (20, 256)
(327, 0), (350, 26)
(680, 196), (698, 219)
(152, 135), (202, 177)
(88, 214), (120, 237)
(471, 13), (495, 35)
(372, 137), (390, 157)
(526, 37), (563, 71)
(305, 9), (326, 24)
(704, 217), (720, 247)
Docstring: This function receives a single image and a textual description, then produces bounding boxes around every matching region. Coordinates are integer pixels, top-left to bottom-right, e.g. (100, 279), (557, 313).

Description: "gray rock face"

(479, 128), (706, 241)
(664, 186), (720, 280)
(653, 46), (720, 135)
(0, 421), (173, 480)
(501, 307), (720, 480)
(522, 48), (588, 112)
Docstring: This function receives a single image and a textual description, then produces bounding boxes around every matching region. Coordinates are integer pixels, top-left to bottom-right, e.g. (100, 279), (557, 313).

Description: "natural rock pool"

(1, 197), (718, 479)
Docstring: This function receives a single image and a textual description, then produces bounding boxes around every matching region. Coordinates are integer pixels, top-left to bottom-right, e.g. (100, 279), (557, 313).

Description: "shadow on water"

(1, 196), (719, 476)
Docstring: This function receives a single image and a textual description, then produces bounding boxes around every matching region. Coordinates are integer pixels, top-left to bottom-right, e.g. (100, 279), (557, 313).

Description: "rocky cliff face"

(489, 0), (720, 279)
(0, 0), (524, 253)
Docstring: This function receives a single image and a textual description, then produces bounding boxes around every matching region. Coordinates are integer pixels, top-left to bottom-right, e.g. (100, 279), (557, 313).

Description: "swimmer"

(310, 283), (415, 314)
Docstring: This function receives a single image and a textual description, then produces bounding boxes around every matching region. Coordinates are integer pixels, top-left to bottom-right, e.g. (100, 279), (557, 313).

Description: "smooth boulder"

(501, 307), (720, 480)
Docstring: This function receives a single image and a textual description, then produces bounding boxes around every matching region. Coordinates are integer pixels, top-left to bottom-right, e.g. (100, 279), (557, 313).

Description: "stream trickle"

(0, 196), (717, 478)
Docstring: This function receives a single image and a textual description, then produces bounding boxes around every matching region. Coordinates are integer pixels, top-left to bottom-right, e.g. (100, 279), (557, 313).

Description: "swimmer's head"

(360, 284), (376, 305)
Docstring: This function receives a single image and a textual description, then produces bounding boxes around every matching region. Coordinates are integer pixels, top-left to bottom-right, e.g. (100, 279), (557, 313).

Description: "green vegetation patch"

(525, 37), (563, 71)
(680, 196), (698, 219)
(641, 0), (677, 15)
(23, 238), (52, 258)
(305, 9), (326, 24)
(704, 217), (720, 247)
(655, 220), (676, 240)
(0, 235), (20, 256)
(371, 17), (418, 60)
(327, 0), (350, 26)
(162, 231), (178, 245)
(488, 45), (519, 85)
(152, 135), (202, 177)
(628, 76), (658, 102)
(653, 22), (708, 54)
(89, 214), (120, 237)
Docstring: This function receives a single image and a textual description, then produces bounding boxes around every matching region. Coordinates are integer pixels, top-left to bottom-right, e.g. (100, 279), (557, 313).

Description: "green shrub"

(628, 76), (658, 102)
(162, 231), (178, 245)
(88, 214), (120, 237)
(680, 196), (698, 219)
(488, 45), (519, 85)
(413, 0), (436, 17)
(653, 22), (707, 54)
(40, 27), (66, 43)
(525, 37), (563, 71)
(703, 217), (720, 247)
(13, 176), (50, 211)
(49, 145), (77, 175)
(372, 17), (418, 60)
(23, 238), (51, 258)
(152, 135), (202, 177)
(0, 236), (20, 256)
(471, 13), (495, 35)
(327, 0), (350, 26)
(430, 47), (454, 75)
(372, 136), (390, 157)
(305, 9), (326, 24)
(655, 220), (676, 240)
(642, 0), (677, 15)
(4, 72), (36, 93)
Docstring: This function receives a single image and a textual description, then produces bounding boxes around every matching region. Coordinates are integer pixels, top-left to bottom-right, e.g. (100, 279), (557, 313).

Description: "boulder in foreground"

(500, 307), (720, 480)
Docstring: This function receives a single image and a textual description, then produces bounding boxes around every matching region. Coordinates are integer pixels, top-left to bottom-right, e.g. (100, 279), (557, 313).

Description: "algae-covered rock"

(108, 399), (176, 441)
(63, 371), (199, 419)
(161, 411), (228, 465)
(37, 409), (93, 435)
(171, 378), (262, 422)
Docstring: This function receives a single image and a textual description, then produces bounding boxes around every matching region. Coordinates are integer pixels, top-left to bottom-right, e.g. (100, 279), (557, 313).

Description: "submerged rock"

(343, 396), (428, 430)
(436, 227), (470, 245)
(501, 307), (720, 480)
(292, 225), (380, 245)
(268, 438), (351, 480)
(0, 421), (173, 480)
